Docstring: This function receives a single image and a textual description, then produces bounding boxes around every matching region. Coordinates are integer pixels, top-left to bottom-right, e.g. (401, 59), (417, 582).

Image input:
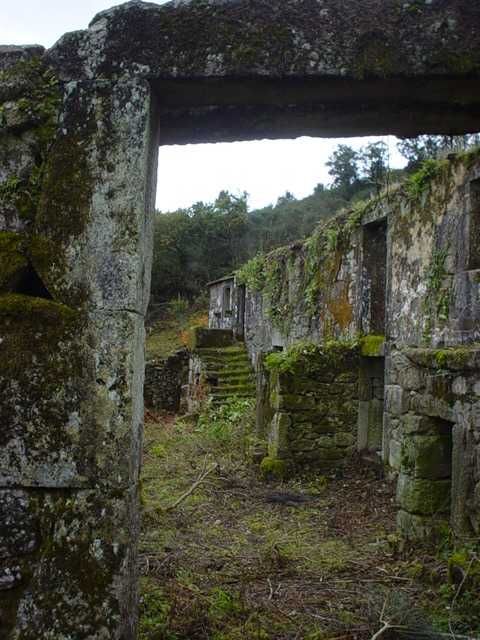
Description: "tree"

(397, 134), (480, 170)
(150, 191), (250, 303)
(359, 141), (389, 194)
(326, 144), (360, 197)
(276, 191), (296, 207)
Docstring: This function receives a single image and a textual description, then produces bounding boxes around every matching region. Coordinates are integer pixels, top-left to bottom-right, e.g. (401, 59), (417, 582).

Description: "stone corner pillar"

(0, 49), (159, 639)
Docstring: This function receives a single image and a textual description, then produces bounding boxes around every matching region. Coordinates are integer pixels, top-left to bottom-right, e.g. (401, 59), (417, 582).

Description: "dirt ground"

(138, 409), (480, 640)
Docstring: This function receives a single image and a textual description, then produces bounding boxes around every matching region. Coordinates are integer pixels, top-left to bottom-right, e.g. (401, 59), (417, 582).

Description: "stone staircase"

(197, 344), (256, 405)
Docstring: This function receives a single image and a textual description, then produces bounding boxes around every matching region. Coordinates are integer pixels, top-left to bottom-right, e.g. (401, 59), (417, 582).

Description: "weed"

(196, 397), (255, 447)
(405, 158), (450, 200)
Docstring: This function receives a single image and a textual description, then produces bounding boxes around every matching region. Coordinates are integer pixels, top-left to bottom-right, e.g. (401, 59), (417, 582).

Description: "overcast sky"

(3, 0), (406, 211)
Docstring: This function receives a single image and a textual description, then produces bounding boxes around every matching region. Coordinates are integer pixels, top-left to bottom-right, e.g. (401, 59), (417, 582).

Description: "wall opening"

(402, 416), (453, 518)
(358, 356), (385, 453)
(223, 286), (232, 317)
(362, 219), (387, 334)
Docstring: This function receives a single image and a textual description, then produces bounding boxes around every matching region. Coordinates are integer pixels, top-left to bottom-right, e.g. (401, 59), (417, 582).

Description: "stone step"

(216, 374), (255, 384)
(197, 346), (246, 355)
(211, 384), (256, 394)
(207, 366), (253, 377)
(201, 350), (250, 360)
(211, 392), (255, 404)
(200, 353), (250, 363)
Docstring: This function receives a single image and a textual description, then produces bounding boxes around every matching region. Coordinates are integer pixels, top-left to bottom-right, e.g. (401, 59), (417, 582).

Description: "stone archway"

(1, 1), (480, 637)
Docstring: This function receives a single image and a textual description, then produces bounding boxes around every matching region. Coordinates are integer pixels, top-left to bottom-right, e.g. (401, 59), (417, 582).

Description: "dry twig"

(165, 459), (219, 512)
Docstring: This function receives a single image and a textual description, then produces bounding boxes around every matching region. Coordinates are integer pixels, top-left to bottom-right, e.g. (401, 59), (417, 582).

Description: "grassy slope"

(145, 310), (209, 360)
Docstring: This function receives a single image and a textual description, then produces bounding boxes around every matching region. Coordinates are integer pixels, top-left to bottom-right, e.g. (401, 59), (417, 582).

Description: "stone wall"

(240, 155), (480, 364)
(386, 347), (480, 539)
(261, 343), (359, 476)
(144, 350), (189, 413)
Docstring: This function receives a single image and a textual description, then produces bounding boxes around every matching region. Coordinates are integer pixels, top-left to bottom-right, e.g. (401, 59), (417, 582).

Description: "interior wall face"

(0, 47), (159, 638)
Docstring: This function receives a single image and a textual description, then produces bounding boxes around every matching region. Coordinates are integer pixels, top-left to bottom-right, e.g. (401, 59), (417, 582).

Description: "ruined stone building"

(1, 0), (480, 637)
(203, 153), (480, 543)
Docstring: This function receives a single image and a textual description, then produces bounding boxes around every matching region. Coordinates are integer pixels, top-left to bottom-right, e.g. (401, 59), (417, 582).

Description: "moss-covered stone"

(405, 347), (480, 372)
(396, 473), (451, 516)
(35, 133), (93, 242)
(268, 412), (291, 459)
(265, 339), (359, 377)
(260, 456), (288, 480)
(396, 509), (448, 540)
(400, 434), (452, 480)
(360, 334), (385, 357)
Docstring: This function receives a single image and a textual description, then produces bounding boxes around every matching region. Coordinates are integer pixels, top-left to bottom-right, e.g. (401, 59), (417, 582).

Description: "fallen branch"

(370, 621), (394, 640)
(165, 461), (219, 511)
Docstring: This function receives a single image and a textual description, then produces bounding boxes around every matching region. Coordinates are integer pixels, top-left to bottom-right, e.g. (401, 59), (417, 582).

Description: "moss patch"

(259, 456), (288, 480)
(265, 339), (359, 377)
(360, 334), (385, 357)
(0, 232), (28, 290)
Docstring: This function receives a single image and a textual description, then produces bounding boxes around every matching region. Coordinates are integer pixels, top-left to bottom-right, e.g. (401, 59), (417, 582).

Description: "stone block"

(470, 482), (480, 533)
(268, 412), (291, 458)
(409, 392), (454, 422)
(3, 489), (138, 639)
(396, 473), (451, 515)
(400, 434), (452, 480)
(327, 399), (358, 422)
(395, 360), (424, 391)
(278, 394), (316, 410)
(401, 413), (446, 435)
(383, 413), (400, 442)
(314, 447), (347, 461)
(426, 372), (454, 403)
(289, 438), (318, 453)
(334, 371), (357, 383)
(334, 432), (355, 448)
(396, 509), (447, 540)
(0, 309), (145, 491)
(311, 419), (342, 435)
(473, 401), (480, 429)
(316, 435), (337, 449)
(384, 385), (409, 415)
(452, 376), (468, 395)
(389, 439), (402, 470)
